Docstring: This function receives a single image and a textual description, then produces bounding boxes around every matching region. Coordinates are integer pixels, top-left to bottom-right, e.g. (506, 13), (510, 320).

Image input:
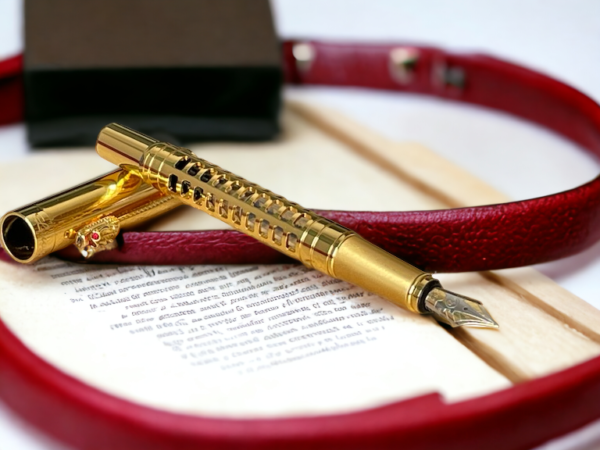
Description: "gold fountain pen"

(95, 123), (498, 329)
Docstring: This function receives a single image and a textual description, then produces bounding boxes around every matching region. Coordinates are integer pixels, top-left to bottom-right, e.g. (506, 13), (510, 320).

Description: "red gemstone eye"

(91, 232), (100, 240)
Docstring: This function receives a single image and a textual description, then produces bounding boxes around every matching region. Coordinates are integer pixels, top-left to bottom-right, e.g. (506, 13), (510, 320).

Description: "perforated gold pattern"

(138, 142), (353, 273)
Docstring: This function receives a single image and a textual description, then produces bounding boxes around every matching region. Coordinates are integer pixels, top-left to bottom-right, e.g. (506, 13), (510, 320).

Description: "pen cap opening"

(1, 214), (37, 263)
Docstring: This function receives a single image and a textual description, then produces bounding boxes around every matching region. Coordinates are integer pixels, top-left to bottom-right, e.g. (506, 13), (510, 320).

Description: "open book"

(1, 103), (599, 418)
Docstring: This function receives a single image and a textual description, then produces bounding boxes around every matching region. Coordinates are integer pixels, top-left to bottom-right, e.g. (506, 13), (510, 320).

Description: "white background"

(1, 0), (600, 448)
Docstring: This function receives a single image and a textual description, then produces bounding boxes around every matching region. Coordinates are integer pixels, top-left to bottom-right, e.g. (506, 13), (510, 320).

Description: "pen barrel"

(0, 170), (178, 264)
(97, 123), (434, 313)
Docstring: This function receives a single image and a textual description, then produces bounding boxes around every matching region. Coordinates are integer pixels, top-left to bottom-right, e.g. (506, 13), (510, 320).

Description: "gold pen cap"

(1, 124), (180, 264)
(1, 170), (178, 264)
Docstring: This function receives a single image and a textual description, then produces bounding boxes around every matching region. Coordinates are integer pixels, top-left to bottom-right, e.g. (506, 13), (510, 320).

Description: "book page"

(0, 257), (510, 417)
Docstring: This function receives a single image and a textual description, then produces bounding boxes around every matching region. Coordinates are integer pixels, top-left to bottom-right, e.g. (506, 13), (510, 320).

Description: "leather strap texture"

(2, 42), (600, 272)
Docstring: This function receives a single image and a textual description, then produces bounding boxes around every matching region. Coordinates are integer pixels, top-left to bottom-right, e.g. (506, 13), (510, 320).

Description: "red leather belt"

(1, 41), (599, 272)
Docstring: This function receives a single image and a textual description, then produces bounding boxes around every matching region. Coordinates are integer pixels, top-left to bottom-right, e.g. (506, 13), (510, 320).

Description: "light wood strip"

(287, 99), (510, 207)
(438, 272), (600, 380)
(485, 269), (600, 344)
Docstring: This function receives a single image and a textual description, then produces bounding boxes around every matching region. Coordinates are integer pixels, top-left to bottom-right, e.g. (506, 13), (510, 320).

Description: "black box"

(25, 0), (282, 146)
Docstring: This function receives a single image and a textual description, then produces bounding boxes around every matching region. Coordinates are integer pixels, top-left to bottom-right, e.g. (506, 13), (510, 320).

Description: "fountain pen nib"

(424, 287), (499, 329)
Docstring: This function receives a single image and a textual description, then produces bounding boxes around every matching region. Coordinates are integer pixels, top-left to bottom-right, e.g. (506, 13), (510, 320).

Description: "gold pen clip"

(74, 216), (120, 259)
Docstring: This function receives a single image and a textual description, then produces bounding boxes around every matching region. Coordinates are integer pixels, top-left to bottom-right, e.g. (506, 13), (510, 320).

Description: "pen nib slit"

(424, 288), (499, 329)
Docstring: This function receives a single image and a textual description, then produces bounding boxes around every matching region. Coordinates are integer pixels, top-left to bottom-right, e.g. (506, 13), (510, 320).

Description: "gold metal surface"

(331, 235), (430, 313)
(0, 170), (179, 263)
(95, 123), (498, 328)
